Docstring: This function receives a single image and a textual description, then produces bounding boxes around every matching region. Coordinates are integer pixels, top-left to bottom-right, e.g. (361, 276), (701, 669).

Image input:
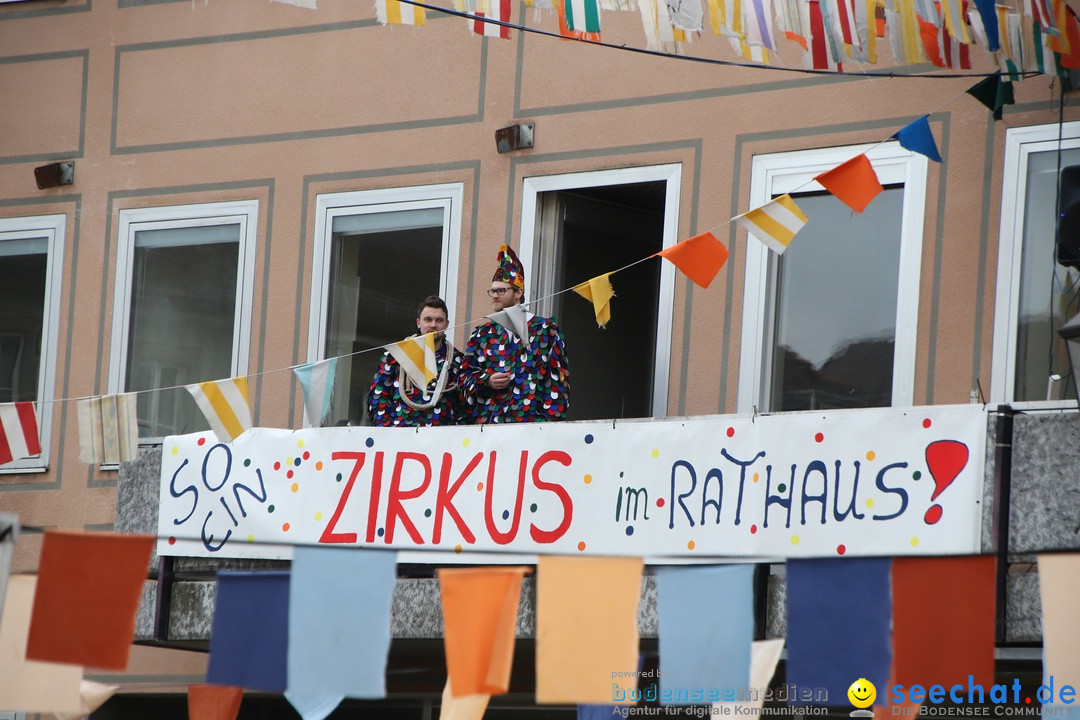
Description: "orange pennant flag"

(654, 232), (730, 289)
(814, 153), (884, 213)
(25, 530), (154, 670)
(439, 566), (529, 697)
(188, 684), (244, 720)
(535, 555), (643, 704)
(892, 556), (996, 689)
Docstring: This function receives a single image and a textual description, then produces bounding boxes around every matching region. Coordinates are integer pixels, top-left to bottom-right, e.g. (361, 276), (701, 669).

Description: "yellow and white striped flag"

(733, 193), (809, 254)
(77, 393), (139, 465)
(385, 333), (438, 390)
(376, 0), (426, 25)
(185, 377), (253, 443)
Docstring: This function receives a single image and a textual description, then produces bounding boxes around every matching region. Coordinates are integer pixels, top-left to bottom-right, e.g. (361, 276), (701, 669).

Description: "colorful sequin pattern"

(368, 343), (465, 427)
(459, 315), (570, 423)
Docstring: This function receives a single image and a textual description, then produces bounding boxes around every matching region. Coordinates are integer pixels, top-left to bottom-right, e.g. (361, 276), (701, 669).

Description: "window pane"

(126, 225), (240, 437)
(1014, 148), (1080, 402)
(541, 184), (665, 420)
(770, 186), (904, 411)
(323, 214), (443, 426)
(0, 236), (47, 403)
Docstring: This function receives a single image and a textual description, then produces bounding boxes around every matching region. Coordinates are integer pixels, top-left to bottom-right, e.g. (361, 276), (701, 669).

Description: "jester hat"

(492, 244), (525, 290)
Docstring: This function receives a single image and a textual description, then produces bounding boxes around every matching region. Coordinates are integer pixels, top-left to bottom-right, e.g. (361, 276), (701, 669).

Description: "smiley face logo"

(848, 678), (876, 709)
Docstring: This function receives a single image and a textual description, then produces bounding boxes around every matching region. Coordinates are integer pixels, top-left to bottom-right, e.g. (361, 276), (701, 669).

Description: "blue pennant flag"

(785, 557), (892, 706)
(207, 571), (290, 692)
(656, 565), (754, 705)
(893, 116), (942, 163)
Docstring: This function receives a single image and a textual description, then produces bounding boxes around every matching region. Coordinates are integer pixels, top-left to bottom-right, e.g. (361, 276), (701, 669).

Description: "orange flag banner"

(892, 556), (996, 689)
(814, 153), (884, 213)
(439, 677), (490, 720)
(188, 684), (244, 720)
(25, 530), (154, 670)
(439, 566), (530, 697)
(654, 232), (730, 289)
(535, 555), (643, 704)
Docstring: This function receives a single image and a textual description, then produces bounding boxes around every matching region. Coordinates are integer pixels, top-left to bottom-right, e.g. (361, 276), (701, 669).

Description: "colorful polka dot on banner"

(529, 503), (537, 512)
(168, 537), (176, 545)
(425, 509), (433, 518)
(315, 461), (323, 471)
(274, 461), (281, 471)
(476, 482), (484, 492)
(297, 439), (305, 448)
(910, 537), (920, 547)
(583, 474), (592, 484)
(286, 470), (294, 479)
(454, 545), (463, 554)
(366, 437), (374, 448)
(282, 523), (290, 532)
(753, 472), (759, 483)
(866, 450), (875, 461)
(814, 432), (824, 443)
(291, 483), (298, 493)
(778, 483), (787, 493)
(585, 434), (594, 444)
(243, 459), (251, 467)
(726, 427), (735, 437)
(577, 541), (586, 551)
(837, 544), (846, 555)
(170, 446), (179, 455)
(247, 535), (254, 542)
(377, 528), (384, 537)
(651, 449), (659, 458)
(922, 418), (932, 428)
(912, 470), (921, 480)
(501, 509), (510, 520)
(314, 512), (322, 521)
(656, 497), (665, 508)
(293, 457), (301, 467)
(625, 526), (634, 536)
(197, 437), (206, 446)
(463, 438), (470, 447)
(686, 540), (695, 550)
(790, 535), (800, 545)
(866, 498), (875, 508)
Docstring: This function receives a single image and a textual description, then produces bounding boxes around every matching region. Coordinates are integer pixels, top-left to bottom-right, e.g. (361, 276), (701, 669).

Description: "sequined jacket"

(367, 342), (465, 426)
(459, 314), (570, 423)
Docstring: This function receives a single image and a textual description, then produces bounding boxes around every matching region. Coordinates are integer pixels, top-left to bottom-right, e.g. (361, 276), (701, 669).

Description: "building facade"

(2, 0), (1080, 716)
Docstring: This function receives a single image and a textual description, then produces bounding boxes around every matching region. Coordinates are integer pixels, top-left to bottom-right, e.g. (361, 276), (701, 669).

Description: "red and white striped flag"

(0, 402), (42, 466)
(467, 0), (513, 37)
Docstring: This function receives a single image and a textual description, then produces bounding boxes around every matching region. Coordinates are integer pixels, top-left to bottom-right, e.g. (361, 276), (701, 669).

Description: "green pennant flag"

(966, 73), (1015, 120)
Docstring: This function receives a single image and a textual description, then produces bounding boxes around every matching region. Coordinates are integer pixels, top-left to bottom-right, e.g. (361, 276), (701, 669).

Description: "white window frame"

(306, 183), (464, 366)
(518, 164), (680, 417)
(737, 143), (928, 413)
(107, 200), (259, 436)
(991, 121), (1080, 407)
(0, 214), (65, 473)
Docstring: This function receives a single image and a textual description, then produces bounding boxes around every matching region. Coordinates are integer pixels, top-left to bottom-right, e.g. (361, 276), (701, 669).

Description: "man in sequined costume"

(368, 295), (465, 426)
(459, 245), (570, 423)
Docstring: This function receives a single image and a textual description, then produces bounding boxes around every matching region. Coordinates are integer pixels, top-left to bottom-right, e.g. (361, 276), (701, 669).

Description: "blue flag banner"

(287, 546), (397, 699)
(656, 565), (754, 705)
(207, 571), (290, 692)
(892, 116), (942, 163)
(785, 557), (892, 706)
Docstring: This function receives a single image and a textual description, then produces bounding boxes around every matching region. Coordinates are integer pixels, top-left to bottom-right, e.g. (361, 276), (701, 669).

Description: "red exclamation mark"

(923, 440), (969, 524)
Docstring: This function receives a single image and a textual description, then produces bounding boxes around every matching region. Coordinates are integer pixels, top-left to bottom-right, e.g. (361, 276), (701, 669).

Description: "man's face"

(488, 282), (522, 310)
(416, 306), (449, 338)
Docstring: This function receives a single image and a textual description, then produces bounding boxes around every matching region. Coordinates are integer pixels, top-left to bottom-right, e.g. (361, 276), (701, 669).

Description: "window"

(992, 121), (1080, 405)
(0, 214), (65, 471)
(737, 143), (928, 413)
(307, 184), (462, 426)
(519, 165), (680, 421)
(109, 201), (258, 438)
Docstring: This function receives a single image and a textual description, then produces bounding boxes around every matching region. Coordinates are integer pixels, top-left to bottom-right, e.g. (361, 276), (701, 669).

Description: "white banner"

(158, 404), (988, 560)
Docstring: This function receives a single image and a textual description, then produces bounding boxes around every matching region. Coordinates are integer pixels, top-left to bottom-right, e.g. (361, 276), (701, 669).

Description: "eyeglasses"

(487, 287), (514, 297)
